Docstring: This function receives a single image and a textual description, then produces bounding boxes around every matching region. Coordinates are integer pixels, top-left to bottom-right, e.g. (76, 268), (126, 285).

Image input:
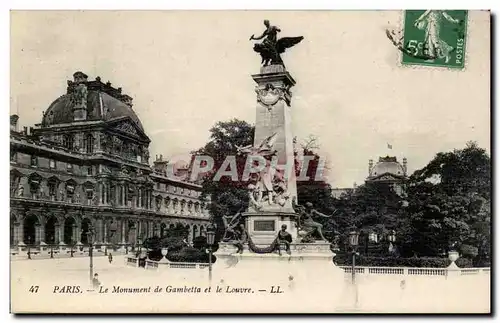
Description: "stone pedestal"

(244, 212), (297, 245)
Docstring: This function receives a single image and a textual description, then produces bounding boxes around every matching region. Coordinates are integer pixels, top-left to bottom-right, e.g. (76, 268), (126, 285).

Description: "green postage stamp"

(402, 10), (468, 68)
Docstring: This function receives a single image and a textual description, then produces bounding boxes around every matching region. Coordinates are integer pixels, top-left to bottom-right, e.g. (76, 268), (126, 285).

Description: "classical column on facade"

(57, 222), (65, 245)
(138, 187), (143, 208)
(99, 182), (104, 205)
(13, 221), (21, 246)
(35, 223), (41, 246)
(103, 219), (108, 244)
(148, 221), (154, 237)
(121, 218), (126, 244)
(33, 224), (41, 245)
(54, 222), (61, 244)
(17, 220), (25, 249)
(121, 184), (125, 206)
(95, 218), (103, 244)
(76, 220), (82, 245)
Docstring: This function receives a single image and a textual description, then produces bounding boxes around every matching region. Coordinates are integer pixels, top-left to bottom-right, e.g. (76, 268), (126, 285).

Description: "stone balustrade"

(339, 266), (490, 277)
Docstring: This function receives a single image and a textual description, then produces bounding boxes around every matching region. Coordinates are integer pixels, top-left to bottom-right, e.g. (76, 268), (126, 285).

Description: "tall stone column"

(95, 218), (103, 243)
(72, 224), (77, 244)
(136, 221), (142, 241)
(76, 221), (82, 244)
(55, 224), (61, 244)
(34, 224), (41, 245)
(17, 221), (25, 245)
(58, 223), (65, 245)
(121, 219), (126, 244)
(99, 183), (104, 204)
(103, 220), (108, 244)
(13, 222), (20, 246)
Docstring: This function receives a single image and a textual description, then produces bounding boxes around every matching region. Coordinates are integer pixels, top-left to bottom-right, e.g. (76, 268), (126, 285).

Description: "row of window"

(155, 182), (200, 197)
(11, 153), (96, 176)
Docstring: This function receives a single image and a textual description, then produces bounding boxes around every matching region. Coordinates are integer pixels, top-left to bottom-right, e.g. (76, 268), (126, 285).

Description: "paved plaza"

(11, 256), (490, 313)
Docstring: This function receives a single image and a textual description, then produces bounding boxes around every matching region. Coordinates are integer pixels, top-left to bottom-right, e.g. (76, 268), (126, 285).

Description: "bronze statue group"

(221, 199), (335, 255)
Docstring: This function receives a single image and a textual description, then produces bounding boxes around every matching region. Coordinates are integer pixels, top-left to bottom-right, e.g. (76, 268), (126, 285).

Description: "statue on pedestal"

(276, 224), (292, 255)
(249, 20), (304, 67)
(222, 211), (247, 254)
(222, 211), (243, 242)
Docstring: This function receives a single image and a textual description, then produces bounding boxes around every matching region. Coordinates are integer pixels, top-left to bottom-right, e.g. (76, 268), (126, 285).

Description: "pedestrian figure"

(92, 273), (101, 289)
(108, 253), (113, 264)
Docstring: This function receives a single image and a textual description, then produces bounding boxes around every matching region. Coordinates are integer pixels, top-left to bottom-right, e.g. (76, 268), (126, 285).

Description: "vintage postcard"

(9, 10), (491, 314)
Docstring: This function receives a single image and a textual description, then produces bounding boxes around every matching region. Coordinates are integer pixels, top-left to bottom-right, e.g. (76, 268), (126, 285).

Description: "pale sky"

(10, 10), (490, 187)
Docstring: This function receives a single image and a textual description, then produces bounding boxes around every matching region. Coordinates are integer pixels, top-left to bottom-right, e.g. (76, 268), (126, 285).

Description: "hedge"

(334, 255), (473, 268)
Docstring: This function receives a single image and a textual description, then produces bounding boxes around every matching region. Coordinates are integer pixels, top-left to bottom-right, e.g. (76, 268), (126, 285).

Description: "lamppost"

(206, 223), (216, 284)
(388, 230), (396, 254)
(27, 235), (32, 260)
(86, 225), (95, 285)
(349, 230), (360, 284)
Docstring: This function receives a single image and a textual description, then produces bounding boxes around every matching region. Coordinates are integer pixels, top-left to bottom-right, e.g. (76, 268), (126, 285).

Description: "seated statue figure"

(276, 224), (292, 255)
(293, 198), (333, 242)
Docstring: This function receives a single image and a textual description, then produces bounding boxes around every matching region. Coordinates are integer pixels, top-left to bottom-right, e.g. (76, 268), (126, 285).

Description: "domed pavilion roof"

(41, 71), (144, 131)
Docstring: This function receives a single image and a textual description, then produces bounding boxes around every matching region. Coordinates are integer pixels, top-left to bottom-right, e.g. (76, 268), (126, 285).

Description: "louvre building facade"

(10, 72), (210, 252)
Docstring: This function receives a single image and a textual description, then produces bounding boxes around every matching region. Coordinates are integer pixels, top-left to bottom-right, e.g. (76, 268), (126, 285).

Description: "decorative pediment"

(369, 172), (405, 182)
(107, 116), (150, 142)
(115, 121), (138, 136)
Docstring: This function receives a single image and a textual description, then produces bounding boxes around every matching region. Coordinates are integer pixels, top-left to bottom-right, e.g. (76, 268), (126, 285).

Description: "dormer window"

(67, 163), (73, 173)
(30, 156), (38, 167)
(49, 159), (56, 169)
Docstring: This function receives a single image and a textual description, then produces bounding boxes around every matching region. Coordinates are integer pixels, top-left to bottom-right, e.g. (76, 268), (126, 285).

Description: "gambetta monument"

(213, 21), (345, 302)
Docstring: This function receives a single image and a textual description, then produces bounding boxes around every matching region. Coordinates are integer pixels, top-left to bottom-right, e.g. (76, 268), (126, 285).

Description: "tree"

(330, 182), (407, 255)
(405, 141), (491, 259)
(193, 119), (255, 239)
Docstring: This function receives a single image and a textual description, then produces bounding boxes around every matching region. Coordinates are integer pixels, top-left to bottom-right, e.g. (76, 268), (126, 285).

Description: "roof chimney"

(368, 159), (374, 176)
(403, 157), (408, 176)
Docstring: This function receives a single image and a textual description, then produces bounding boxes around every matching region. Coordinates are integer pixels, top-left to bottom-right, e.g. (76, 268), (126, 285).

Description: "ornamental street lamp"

(206, 223), (216, 284)
(349, 230), (360, 284)
(86, 226), (95, 285)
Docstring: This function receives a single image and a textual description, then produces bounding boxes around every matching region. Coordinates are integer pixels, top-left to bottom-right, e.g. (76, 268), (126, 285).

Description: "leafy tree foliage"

(192, 119), (255, 239)
(405, 141), (491, 262)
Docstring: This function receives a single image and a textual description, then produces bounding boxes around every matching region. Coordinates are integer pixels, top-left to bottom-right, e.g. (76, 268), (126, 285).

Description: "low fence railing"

(10, 244), (131, 260)
(339, 266), (490, 277)
(126, 257), (209, 270)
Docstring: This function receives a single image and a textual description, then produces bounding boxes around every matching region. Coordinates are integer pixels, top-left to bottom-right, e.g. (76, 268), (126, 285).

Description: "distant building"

(10, 71), (210, 250)
(366, 156), (408, 195)
(331, 184), (357, 199)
